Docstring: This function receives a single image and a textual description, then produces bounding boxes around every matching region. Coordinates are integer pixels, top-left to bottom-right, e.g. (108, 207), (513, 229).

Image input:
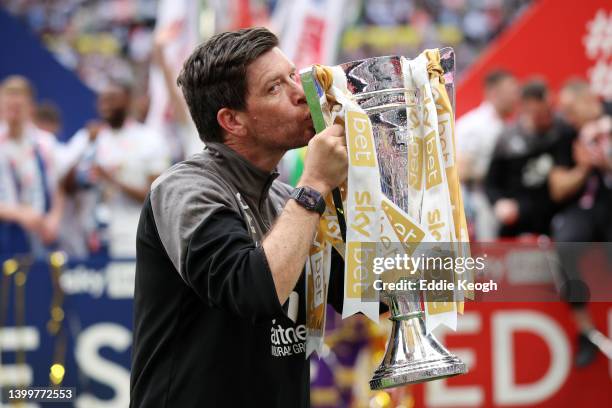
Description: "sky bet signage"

(2, 257), (611, 407)
(0, 258), (134, 407)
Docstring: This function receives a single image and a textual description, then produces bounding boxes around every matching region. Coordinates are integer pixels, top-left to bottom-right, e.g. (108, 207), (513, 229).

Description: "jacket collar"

(205, 142), (280, 205)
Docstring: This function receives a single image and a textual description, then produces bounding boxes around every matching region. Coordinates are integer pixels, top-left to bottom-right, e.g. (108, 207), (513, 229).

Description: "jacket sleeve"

(185, 207), (284, 321)
(150, 169), (283, 321)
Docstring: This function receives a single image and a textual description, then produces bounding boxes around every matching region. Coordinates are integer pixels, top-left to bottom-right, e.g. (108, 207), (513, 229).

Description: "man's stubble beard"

(254, 123), (311, 152)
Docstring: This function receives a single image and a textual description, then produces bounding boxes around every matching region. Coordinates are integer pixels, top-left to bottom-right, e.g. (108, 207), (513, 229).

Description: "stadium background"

(0, 0), (611, 407)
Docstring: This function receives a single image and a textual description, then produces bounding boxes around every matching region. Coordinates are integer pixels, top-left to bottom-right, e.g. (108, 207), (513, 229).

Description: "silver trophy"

(302, 49), (467, 390)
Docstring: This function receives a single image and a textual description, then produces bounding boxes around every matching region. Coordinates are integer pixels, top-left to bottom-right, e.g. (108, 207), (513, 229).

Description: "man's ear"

(217, 107), (248, 138)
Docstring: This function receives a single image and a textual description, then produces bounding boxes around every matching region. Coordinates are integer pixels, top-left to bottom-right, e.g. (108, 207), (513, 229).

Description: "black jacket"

(130, 143), (344, 407)
(485, 122), (561, 236)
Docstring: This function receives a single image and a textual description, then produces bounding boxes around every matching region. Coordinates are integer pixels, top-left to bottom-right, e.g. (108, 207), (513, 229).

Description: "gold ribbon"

(314, 65), (344, 126)
(314, 65), (334, 91)
(422, 48), (473, 305)
(424, 49), (445, 84)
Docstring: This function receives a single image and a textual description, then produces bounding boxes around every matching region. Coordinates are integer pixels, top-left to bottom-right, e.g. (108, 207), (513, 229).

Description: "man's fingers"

(326, 123), (344, 137)
(337, 134), (347, 146)
(328, 124), (346, 145)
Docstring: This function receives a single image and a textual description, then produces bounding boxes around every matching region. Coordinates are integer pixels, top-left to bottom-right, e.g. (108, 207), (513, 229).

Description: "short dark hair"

(484, 69), (513, 90)
(521, 79), (548, 101)
(177, 27), (279, 143)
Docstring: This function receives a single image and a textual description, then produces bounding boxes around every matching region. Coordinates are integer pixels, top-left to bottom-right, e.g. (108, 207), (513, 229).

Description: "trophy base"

(369, 355), (466, 390)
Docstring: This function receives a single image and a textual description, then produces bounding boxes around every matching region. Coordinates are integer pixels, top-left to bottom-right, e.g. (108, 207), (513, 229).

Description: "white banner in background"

(273, 0), (347, 68)
(146, 0), (199, 131)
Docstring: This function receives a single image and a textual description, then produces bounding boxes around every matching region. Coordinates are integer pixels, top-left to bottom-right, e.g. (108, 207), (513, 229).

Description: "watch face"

(293, 187), (324, 214)
(302, 189), (319, 208)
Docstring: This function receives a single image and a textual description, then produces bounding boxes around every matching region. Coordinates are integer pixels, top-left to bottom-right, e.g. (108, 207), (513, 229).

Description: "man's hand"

(150, 21), (189, 124)
(573, 140), (594, 170)
(39, 213), (61, 245)
(91, 164), (116, 184)
(298, 124), (347, 195)
(151, 21), (182, 65)
(262, 124), (347, 305)
(16, 206), (45, 233)
(494, 198), (519, 226)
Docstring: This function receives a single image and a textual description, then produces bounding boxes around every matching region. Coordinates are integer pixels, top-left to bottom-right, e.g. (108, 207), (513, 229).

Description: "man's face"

(559, 89), (603, 129)
(521, 98), (553, 134)
(97, 85), (130, 128)
(241, 47), (314, 151)
(491, 77), (520, 117)
(0, 90), (32, 126)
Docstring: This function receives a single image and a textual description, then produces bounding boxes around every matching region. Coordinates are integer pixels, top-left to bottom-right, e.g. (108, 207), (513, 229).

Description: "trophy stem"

(370, 291), (467, 390)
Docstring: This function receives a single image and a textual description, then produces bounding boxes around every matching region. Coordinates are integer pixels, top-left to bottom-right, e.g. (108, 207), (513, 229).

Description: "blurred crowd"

(0, 0), (611, 379)
(339, 0), (533, 74)
(0, 0), (539, 262)
(0, 0), (610, 259)
(2, 71), (610, 256)
(1, 1), (611, 243)
(1, 0), (533, 92)
(0, 0), (207, 259)
(1, 0), (158, 92)
(455, 71), (612, 367)
(0, 75), (172, 259)
(457, 72), (612, 243)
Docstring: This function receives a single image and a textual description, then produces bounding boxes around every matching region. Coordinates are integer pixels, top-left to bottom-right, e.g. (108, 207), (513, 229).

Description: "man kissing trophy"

(300, 48), (471, 389)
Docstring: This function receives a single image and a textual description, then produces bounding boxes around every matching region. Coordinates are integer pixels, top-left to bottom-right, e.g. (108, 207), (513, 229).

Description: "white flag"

(273, 0), (347, 69)
(146, 0), (200, 131)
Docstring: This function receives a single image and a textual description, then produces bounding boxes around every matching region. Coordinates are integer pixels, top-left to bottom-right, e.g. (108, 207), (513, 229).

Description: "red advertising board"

(411, 302), (612, 407)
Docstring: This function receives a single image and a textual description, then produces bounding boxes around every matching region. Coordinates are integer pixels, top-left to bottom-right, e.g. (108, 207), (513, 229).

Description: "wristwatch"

(290, 186), (326, 215)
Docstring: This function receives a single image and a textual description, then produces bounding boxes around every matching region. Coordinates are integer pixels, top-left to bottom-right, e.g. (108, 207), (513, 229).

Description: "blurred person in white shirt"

(0, 76), (65, 257)
(456, 70), (519, 239)
(66, 81), (170, 258)
(149, 22), (203, 160)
